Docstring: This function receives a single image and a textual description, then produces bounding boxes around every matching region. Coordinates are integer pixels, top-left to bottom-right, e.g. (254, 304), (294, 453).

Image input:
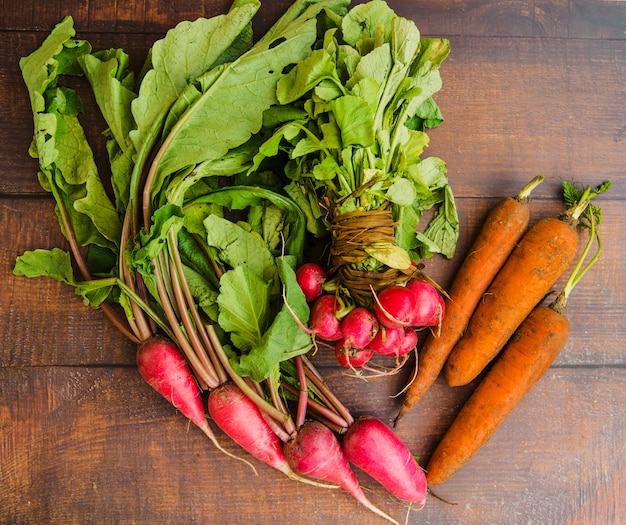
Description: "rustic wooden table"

(2, 1), (624, 524)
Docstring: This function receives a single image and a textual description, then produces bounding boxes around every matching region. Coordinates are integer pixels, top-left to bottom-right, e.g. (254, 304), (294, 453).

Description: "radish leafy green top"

(14, 0), (457, 382)
(253, 0), (459, 262)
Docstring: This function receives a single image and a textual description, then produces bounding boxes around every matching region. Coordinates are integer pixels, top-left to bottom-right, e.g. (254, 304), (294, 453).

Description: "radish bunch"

(296, 263), (445, 371)
(16, 1), (443, 522)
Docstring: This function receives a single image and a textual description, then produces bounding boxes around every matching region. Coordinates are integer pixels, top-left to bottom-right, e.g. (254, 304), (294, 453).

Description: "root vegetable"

(309, 295), (343, 341)
(373, 285), (418, 329)
(397, 327), (418, 358)
(395, 177), (544, 421)
(136, 336), (244, 464)
(427, 306), (570, 485)
(369, 326), (406, 357)
(208, 382), (294, 477)
(335, 340), (374, 368)
(284, 421), (399, 525)
(339, 307), (378, 349)
(404, 279), (443, 327)
(137, 336), (210, 432)
(443, 181), (590, 387)
(427, 186), (607, 483)
(342, 416), (427, 507)
(296, 263), (327, 303)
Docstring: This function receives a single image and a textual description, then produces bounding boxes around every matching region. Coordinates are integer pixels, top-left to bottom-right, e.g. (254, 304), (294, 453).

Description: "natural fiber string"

(329, 205), (417, 305)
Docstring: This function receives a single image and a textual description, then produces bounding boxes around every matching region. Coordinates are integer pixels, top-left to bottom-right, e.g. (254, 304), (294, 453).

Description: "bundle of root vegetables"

(13, 0), (612, 519)
(13, 1), (461, 522)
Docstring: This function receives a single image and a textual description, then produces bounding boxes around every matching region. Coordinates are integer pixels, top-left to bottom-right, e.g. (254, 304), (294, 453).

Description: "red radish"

(335, 340), (374, 368)
(342, 416), (427, 507)
(368, 326), (406, 357)
(208, 382), (294, 477)
(373, 285), (418, 329)
(296, 262), (326, 303)
(397, 327), (418, 357)
(405, 279), (442, 327)
(284, 421), (399, 524)
(309, 295), (343, 341)
(340, 307), (378, 349)
(427, 294), (445, 327)
(137, 336), (209, 432)
(136, 336), (247, 465)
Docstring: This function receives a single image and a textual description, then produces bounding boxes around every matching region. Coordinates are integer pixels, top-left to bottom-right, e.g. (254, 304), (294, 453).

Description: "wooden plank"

(2, 0), (625, 39)
(2, 31), (624, 197)
(1, 197), (136, 366)
(428, 35), (626, 199)
(3, 193), (623, 368)
(1, 365), (623, 524)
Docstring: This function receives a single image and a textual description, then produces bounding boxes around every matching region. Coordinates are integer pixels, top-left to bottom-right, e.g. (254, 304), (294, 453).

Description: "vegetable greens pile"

(251, 1), (458, 303)
(14, 0), (457, 381)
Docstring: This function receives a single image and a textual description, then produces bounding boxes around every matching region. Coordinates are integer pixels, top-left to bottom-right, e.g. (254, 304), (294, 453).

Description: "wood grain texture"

(1, 1), (624, 524)
(3, 33), (624, 197)
(1, 366), (623, 524)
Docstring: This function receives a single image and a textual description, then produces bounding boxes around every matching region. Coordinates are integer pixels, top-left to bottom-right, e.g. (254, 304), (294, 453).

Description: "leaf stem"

(206, 324), (295, 426)
(49, 178), (142, 344)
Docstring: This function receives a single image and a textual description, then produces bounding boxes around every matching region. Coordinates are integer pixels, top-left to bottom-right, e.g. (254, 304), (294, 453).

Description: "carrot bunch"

(425, 180), (609, 484)
(395, 175), (545, 422)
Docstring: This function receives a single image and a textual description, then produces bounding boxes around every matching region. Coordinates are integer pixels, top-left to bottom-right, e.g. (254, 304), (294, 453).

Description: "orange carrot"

(426, 305), (570, 485)
(426, 188), (606, 485)
(442, 190), (592, 387)
(394, 176), (544, 423)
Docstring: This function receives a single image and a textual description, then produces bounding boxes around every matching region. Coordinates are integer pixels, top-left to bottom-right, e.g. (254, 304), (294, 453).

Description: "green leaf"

(341, 0), (395, 47)
(418, 185), (459, 259)
(363, 242), (412, 269)
(345, 42), (391, 92)
(217, 265), (271, 351)
(182, 264), (219, 321)
(20, 17), (82, 115)
(386, 177), (416, 206)
(276, 48), (341, 104)
(204, 215), (278, 288)
(75, 277), (117, 308)
(134, 204), (185, 264)
(152, 14), (320, 186)
(394, 204), (421, 261)
(20, 27), (122, 253)
(390, 16), (420, 66)
(14, 248), (76, 285)
(230, 256), (312, 382)
(194, 185), (307, 262)
(329, 95), (375, 148)
(130, 4), (260, 154)
(78, 49), (136, 151)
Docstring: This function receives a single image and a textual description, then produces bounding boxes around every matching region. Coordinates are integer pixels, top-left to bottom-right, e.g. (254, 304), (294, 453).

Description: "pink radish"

(284, 421), (399, 524)
(208, 382), (294, 477)
(296, 262), (326, 303)
(405, 279), (443, 327)
(136, 337), (247, 465)
(342, 416), (427, 507)
(137, 336), (210, 433)
(397, 327), (418, 357)
(309, 295), (343, 341)
(368, 326), (406, 357)
(335, 340), (374, 368)
(340, 307), (378, 349)
(373, 285), (418, 329)
(426, 293), (445, 327)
